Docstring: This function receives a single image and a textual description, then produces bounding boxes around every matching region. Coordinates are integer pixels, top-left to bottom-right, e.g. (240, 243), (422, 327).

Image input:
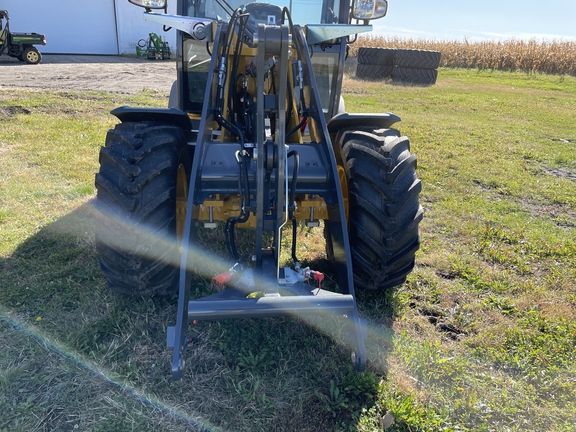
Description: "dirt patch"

(0, 55), (175, 94)
(0, 105), (31, 118)
(521, 199), (576, 229)
(542, 166), (576, 182)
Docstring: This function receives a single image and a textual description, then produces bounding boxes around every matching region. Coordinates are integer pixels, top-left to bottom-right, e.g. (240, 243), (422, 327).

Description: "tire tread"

(94, 122), (188, 296)
(336, 128), (423, 290)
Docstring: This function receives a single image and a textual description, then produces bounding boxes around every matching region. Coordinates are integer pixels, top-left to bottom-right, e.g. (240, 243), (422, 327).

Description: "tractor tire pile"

(356, 47), (441, 85)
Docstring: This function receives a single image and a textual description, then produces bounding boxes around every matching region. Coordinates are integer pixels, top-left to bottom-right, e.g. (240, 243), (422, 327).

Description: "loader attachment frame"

(167, 22), (366, 381)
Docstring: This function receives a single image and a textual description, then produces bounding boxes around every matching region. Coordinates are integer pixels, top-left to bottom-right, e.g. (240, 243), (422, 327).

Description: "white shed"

(0, 0), (177, 55)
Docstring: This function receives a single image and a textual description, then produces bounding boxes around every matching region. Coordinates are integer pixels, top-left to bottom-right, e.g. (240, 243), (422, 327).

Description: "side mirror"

(351, 0), (388, 21)
(128, 0), (167, 9)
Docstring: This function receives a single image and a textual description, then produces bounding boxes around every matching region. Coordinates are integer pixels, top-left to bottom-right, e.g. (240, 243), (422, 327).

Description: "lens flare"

(0, 307), (218, 431)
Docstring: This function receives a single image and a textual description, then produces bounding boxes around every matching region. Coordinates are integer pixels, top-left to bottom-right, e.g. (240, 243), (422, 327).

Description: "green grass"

(1, 69), (576, 431)
(345, 68), (576, 430)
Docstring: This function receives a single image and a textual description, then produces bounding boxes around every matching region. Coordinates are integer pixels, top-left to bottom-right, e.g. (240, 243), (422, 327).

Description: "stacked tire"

(356, 47), (395, 81)
(393, 49), (441, 85)
(356, 47), (441, 85)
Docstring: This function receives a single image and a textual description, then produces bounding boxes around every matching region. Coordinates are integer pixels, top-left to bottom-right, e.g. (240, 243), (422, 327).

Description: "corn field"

(352, 36), (576, 76)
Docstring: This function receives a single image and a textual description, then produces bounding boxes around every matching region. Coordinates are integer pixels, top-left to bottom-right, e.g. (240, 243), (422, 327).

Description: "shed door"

(3, 0), (118, 54)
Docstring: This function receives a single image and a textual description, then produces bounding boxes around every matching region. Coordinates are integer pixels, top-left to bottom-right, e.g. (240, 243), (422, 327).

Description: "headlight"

(128, 0), (167, 9)
(351, 0), (388, 21)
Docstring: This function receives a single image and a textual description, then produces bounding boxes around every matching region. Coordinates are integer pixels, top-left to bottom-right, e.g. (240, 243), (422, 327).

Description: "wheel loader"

(95, 0), (423, 380)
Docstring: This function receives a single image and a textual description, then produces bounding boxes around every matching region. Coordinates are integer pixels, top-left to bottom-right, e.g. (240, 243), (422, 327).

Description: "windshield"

(180, 0), (346, 118)
(183, 0), (341, 24)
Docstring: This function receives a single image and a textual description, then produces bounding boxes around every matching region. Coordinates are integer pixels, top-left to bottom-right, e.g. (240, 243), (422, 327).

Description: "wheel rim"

(176, 164), (188, 240)
(337, 165), (349, 222)
(26, 50), (39, 63)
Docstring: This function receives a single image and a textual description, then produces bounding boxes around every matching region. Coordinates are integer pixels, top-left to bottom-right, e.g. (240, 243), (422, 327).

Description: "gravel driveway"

(0, 54), (176, 94)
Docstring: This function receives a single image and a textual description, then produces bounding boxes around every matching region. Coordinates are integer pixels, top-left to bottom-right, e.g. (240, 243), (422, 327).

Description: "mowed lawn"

(1, 68), (575, 431)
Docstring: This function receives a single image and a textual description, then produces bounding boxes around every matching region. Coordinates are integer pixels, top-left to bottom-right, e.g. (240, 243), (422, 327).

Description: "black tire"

(394, 49), (441, 69)
(94, 122), (191, 296)
(392, 67), (438, 85)
(22, 47), (41, 64)
(357, 47), (396, 66)
(356, 63), (394, 80)
(329, 128), (423, 290)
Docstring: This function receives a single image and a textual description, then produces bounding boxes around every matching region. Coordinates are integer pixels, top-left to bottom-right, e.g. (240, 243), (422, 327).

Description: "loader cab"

(129, 0), (387, 118)
(178, 0), (352, 119)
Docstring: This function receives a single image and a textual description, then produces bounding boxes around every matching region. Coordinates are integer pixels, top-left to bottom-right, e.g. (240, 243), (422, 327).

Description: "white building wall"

(115, 0), (177, 56)
(0, 0), (177, 55)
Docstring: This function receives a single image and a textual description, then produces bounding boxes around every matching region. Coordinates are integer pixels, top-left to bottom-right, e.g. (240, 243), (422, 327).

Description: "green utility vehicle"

(0, 10), (46, 64)
(95, 0), (422, 380)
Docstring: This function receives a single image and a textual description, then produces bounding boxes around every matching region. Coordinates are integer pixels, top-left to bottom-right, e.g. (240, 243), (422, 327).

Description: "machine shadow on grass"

(0, 202), (398, 431)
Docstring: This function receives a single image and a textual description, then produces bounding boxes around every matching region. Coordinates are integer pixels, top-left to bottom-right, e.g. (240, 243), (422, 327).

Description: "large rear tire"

(94, 122), (191, 296)
(356, 64), (394, 81)
(329, 128), (423, 290)
(392, 67), (439, 86)
(356, 47), (396, 66)
(394, 49), (441, 69)
(356, 47), (395, 80)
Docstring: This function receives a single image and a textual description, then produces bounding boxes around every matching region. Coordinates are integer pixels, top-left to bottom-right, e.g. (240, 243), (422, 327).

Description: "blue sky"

(372, 0), (576, 41)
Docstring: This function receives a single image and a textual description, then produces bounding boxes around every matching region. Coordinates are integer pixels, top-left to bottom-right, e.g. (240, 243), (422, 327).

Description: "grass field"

(1, 68), (576, 431)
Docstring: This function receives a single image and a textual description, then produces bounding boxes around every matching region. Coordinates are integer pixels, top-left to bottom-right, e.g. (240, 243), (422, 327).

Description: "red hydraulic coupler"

(212, 262), (243, 290)
(303, 267), (324, 289)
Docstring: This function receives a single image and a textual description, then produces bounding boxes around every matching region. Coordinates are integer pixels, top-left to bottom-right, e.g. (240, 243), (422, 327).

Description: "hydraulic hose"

(226, 149), (251, 260)
(286, 113), (308, 138)
(291, 217), (299, 265)
(288, 149), (300, 265)
(287, 149), (299, 219)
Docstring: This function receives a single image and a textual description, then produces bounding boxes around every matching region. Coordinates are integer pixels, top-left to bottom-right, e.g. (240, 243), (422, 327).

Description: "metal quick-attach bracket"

(252, 23), (290, 281)
(168, 22), (367, 381)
